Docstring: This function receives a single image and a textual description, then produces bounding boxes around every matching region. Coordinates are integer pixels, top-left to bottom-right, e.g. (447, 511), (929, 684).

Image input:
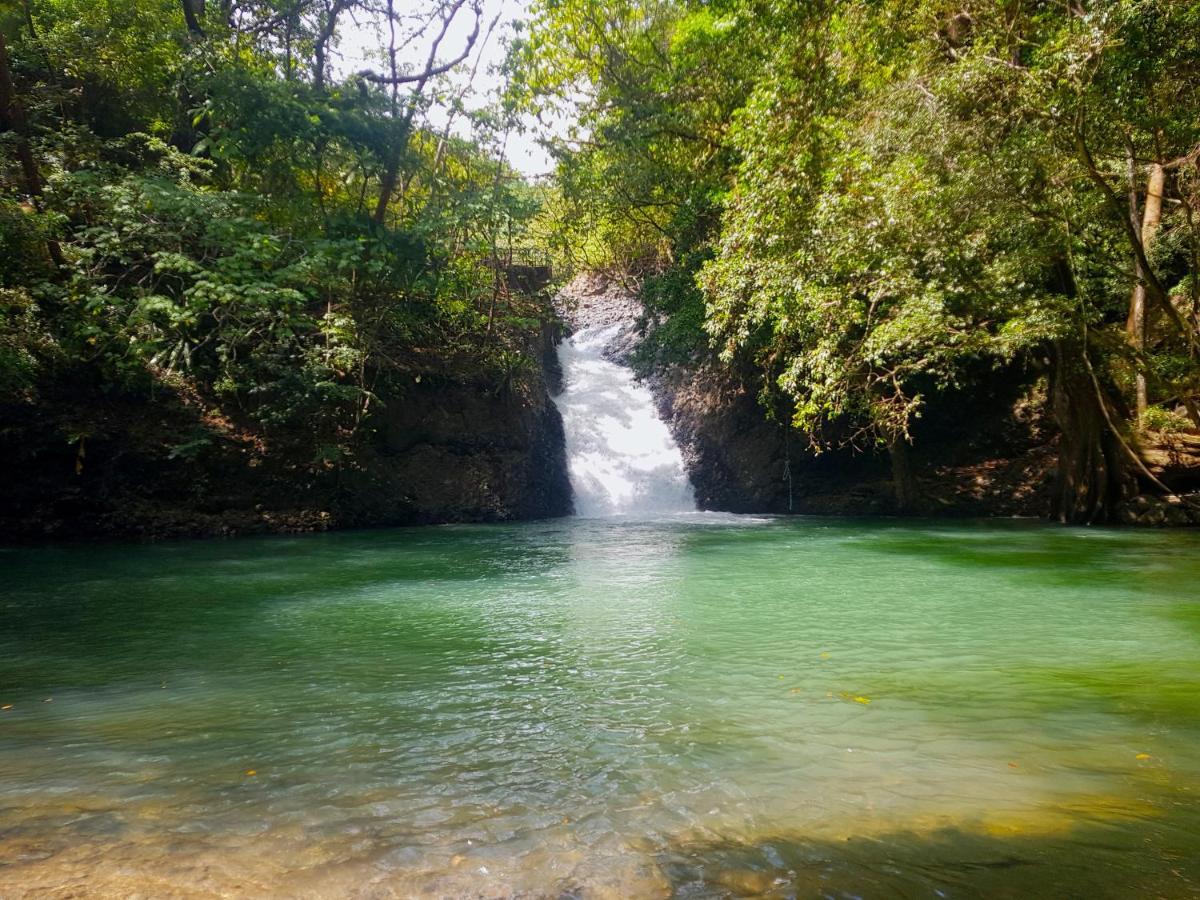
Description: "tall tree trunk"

(1127, 162), (1165, 418)
(0, 32), (63, 268)
(0, 32), (42, 198)
(1049, 340), (1135, 523)
(181, 0), (205, 37)
(889, 437), (920, 514)
(1077, 130), (1198, 355)
(372, 139), (405, 225)
(284, 8), (293, 81)
(314, 1), (350, 92)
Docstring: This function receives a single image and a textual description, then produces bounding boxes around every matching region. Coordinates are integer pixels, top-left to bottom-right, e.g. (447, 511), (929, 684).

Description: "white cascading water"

(553, 324), (697, 517)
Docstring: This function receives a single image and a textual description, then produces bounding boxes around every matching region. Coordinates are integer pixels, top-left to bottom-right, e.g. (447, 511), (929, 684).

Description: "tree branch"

(181, 0), (206, 37)
(357, 0), (480, 86)
(1074, 120), (1200, 354)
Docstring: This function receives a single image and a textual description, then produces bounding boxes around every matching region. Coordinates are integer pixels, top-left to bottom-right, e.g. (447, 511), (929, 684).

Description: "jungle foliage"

(513, 0), (1200, 522)
(1, 0), (543, 467)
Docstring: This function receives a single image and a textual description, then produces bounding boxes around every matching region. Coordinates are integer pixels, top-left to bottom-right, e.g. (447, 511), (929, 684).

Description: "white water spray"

(553, 324), (697, 517)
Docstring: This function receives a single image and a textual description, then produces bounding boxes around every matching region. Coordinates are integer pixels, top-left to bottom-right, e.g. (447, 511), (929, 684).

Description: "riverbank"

(6, 268), (1200, 543)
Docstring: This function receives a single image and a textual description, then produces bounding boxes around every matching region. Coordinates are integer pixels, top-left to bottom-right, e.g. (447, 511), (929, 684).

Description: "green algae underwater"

(1, 516), (1198, 898)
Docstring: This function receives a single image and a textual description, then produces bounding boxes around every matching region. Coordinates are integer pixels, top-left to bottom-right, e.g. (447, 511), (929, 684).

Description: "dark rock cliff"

(369, 368), (572, 525)
(648, 364), (892, 515)
(0, 335), (571, 541)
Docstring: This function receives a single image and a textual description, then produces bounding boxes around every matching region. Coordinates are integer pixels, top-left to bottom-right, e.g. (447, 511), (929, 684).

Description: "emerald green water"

(1, 516), (1198, 897)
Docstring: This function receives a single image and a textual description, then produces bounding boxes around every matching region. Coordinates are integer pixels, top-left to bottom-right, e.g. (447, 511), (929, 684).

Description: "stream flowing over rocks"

(552, 273), (1134, 520)
(554, 274), (843, 515)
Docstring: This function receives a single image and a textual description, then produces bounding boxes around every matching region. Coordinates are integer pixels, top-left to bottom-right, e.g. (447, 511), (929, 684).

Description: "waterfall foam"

(553, 324), (697, 517)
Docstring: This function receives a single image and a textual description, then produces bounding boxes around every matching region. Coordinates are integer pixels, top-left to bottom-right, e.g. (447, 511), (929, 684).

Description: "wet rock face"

(0, 324), (572, 541)
(651, 365), (792, 513)
(650, 364), (896, 515)
(557, 272), (644, 332)
(372, 368), (572, 524)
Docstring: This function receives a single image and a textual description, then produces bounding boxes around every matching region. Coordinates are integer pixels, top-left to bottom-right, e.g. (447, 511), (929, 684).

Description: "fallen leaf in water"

(450, 855), (465, 866)
(244, 769), (257, 776)
(1, 705), (12, 711)
(819, 652), (832, 660)
(789, 688), (802, 694)
(1008, 762), (1019, 768)
(853, 696), (871, 705)
(1135, 753), (1151, 760)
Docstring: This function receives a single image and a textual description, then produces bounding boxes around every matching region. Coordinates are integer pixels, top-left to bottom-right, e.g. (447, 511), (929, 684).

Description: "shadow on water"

(835, 516), (1200, 585)
(656, 812), (1200, 898)
(0, 523), (576, 693)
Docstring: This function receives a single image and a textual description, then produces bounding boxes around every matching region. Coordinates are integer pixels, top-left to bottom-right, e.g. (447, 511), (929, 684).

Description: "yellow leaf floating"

(835, 691), (872, 705)
(1135, 753), (1151, 761)
(1, 704), (12, 711)
(245, 769), (257, 776)
(819, 652), (832, 661)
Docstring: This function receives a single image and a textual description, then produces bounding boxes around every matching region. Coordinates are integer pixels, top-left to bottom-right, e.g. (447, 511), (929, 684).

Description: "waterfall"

(553, 324), (697, 517)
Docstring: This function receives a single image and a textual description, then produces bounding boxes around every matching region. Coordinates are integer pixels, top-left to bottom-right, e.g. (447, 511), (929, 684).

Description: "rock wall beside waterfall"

(649, 363), (890, 515)
(371, 366), (572, 525)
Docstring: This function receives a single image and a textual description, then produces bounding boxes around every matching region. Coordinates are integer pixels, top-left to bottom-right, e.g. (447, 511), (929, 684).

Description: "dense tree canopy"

(4, 0), (1199, 526)
(1, 0), (542, 467)
(513, 0), (1200, 522)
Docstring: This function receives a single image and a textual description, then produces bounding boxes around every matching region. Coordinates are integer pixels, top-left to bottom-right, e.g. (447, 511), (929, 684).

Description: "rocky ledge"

(1117, 493), (1200, 527)
(0, 319), (571, 541)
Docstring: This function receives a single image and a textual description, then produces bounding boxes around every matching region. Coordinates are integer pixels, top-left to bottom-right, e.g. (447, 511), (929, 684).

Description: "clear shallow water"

(1, 516), (1198, 898)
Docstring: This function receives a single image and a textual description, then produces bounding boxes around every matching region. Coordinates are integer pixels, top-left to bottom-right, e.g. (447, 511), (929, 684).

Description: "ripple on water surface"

(1, 517), (1199, 897)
